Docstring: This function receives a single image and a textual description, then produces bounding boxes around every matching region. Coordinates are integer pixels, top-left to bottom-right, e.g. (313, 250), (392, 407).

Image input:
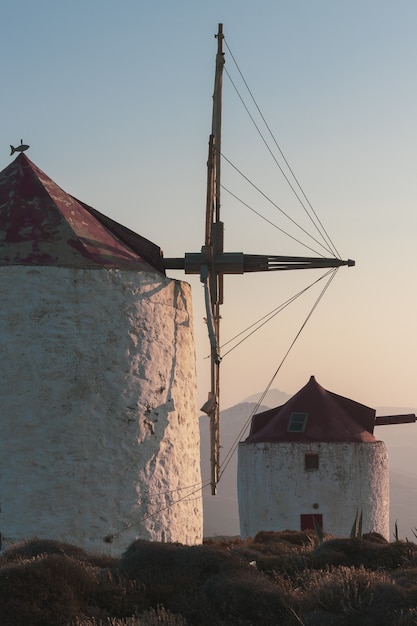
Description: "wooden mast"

(203, 23), (224, 494)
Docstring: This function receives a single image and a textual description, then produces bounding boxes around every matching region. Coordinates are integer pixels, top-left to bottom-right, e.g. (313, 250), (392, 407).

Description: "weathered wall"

(238, 441), (389, 539)
(0, 266), (202, 553)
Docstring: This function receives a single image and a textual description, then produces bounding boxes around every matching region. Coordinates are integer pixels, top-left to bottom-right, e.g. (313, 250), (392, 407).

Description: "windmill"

(164, 24), (354, 495)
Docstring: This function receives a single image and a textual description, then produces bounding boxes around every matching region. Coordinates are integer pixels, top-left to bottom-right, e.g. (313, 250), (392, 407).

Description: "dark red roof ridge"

(246, 375), (377, 443)
(0, 153), (164, 273)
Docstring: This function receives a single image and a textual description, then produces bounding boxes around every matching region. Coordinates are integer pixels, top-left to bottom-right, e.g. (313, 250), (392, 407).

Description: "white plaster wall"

(238, 441), (389, 539)
(0, 266), (203, 554)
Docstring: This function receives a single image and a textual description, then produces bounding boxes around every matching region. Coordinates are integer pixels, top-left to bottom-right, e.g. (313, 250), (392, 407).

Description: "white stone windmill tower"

(0, 153), (202, 553)
(238, 375), (415, 539)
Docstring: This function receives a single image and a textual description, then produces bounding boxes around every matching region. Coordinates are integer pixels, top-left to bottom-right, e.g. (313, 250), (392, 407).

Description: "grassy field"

(1, 531), (417, 625)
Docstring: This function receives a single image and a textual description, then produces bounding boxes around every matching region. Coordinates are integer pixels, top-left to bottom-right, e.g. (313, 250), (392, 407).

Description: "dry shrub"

(202, 567), (298, 626)
(298, 566), (390, 614)
(256, 551), (311, 578)
(3, 536), (417, 626)
(367, 565), (417, 624)
(0, 537), (115, 568)
(362, 532), (389, 544)
(203, 536), (245, 549)
(312, 538), (415, 570)
(174, 543), (245, 580)
(365, 580), (410, 623)
(119, 540), (246, 621)
(134, 606), (187, 625)
(295, 565), (417, 626)
(392, 607), (417, 626)
(119, 540), (183, 610)
(234, 531), (315, 579)
(250, 532), (311, 557)
(392, 567), (417, 589)
(254, 529), (317, 547)
(168, 544), (251, 621)
(391, 541), (417, 568)
(120, 540), (181, 581)
(0, 553), (98, 626)
(120, 540), (244, 587)
(92, 567), (148, 617)
(70, 606), (187, 625)
(119, 539), (300, 625)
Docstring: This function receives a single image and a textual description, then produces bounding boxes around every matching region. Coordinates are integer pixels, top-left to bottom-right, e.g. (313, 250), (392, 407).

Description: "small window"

(287, 412), (308, 432)
(305, 453), (319, 470)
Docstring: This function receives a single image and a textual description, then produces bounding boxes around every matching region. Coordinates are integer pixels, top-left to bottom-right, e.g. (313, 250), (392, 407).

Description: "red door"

(300, 514), (323, 531)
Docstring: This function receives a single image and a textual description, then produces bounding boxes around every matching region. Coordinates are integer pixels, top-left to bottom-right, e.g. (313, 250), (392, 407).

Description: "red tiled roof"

(0, 154), (164, 273)
(246, 376), (377, 443)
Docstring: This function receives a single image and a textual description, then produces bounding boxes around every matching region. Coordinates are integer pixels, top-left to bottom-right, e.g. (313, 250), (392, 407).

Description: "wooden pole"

(207, 24), (225, 494)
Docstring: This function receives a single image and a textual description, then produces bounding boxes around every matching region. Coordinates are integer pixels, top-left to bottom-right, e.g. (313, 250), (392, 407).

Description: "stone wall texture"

(0, 266), (203, 553)
(238, 440), (389, 539)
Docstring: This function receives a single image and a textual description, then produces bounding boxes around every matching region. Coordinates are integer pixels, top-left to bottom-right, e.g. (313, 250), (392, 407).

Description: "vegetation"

(2, 532), (417, 625)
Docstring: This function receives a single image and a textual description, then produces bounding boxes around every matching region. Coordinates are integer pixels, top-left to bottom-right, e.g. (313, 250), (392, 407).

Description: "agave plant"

(313, 516), (325, 545)
(350, 509), (363, 539)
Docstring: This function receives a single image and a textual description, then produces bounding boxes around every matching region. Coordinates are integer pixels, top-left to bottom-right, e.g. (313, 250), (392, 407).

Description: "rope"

(223, 38), (341, 259)
(220, 269), (335, 359)
(103, 478), (214, 543)
(221, 184), (323, 256)
(221, 155), (333, 257)
(218, 268), (339, 479)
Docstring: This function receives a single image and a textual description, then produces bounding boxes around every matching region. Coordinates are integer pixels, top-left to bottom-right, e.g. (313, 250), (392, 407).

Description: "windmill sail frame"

(163, 23), (354, 495)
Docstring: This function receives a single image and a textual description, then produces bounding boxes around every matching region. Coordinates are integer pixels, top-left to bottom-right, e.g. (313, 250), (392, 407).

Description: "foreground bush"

(3, 533), (417, 625)
(71, 607), (187, 625)
(120, 539), (296, 624)
(0, 553), (97, 625)
(311, 537), (417, 570)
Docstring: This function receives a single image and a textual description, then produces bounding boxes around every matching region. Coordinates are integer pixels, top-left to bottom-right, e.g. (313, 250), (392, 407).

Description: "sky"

(2, 1), (417, 414)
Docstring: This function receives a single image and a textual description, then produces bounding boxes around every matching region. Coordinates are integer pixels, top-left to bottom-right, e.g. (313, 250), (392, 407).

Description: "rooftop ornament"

(10, 140), (30, 156)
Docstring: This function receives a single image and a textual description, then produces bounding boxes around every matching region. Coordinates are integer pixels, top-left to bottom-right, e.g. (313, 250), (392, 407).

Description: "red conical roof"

(0, 154), (164, 273)
(246, 376), (377, 443)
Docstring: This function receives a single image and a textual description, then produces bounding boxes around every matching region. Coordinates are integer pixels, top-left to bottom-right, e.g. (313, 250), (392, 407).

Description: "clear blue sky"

(2, 1), (417, 412)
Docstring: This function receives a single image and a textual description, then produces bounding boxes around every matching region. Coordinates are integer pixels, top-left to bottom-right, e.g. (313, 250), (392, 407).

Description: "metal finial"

(10, 139), (30, 156)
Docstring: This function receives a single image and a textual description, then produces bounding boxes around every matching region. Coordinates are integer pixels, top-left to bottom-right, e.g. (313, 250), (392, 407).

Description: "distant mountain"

(243, 389), (291, 407)
(200, 392), (417, 540)
(200, 389), (290, 538)
(200, 401), (268, 537)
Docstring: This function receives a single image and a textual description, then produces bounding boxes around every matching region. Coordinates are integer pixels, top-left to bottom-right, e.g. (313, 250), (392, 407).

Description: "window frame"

(304, 453), (319, 470)
(287, 411), (308, 433)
